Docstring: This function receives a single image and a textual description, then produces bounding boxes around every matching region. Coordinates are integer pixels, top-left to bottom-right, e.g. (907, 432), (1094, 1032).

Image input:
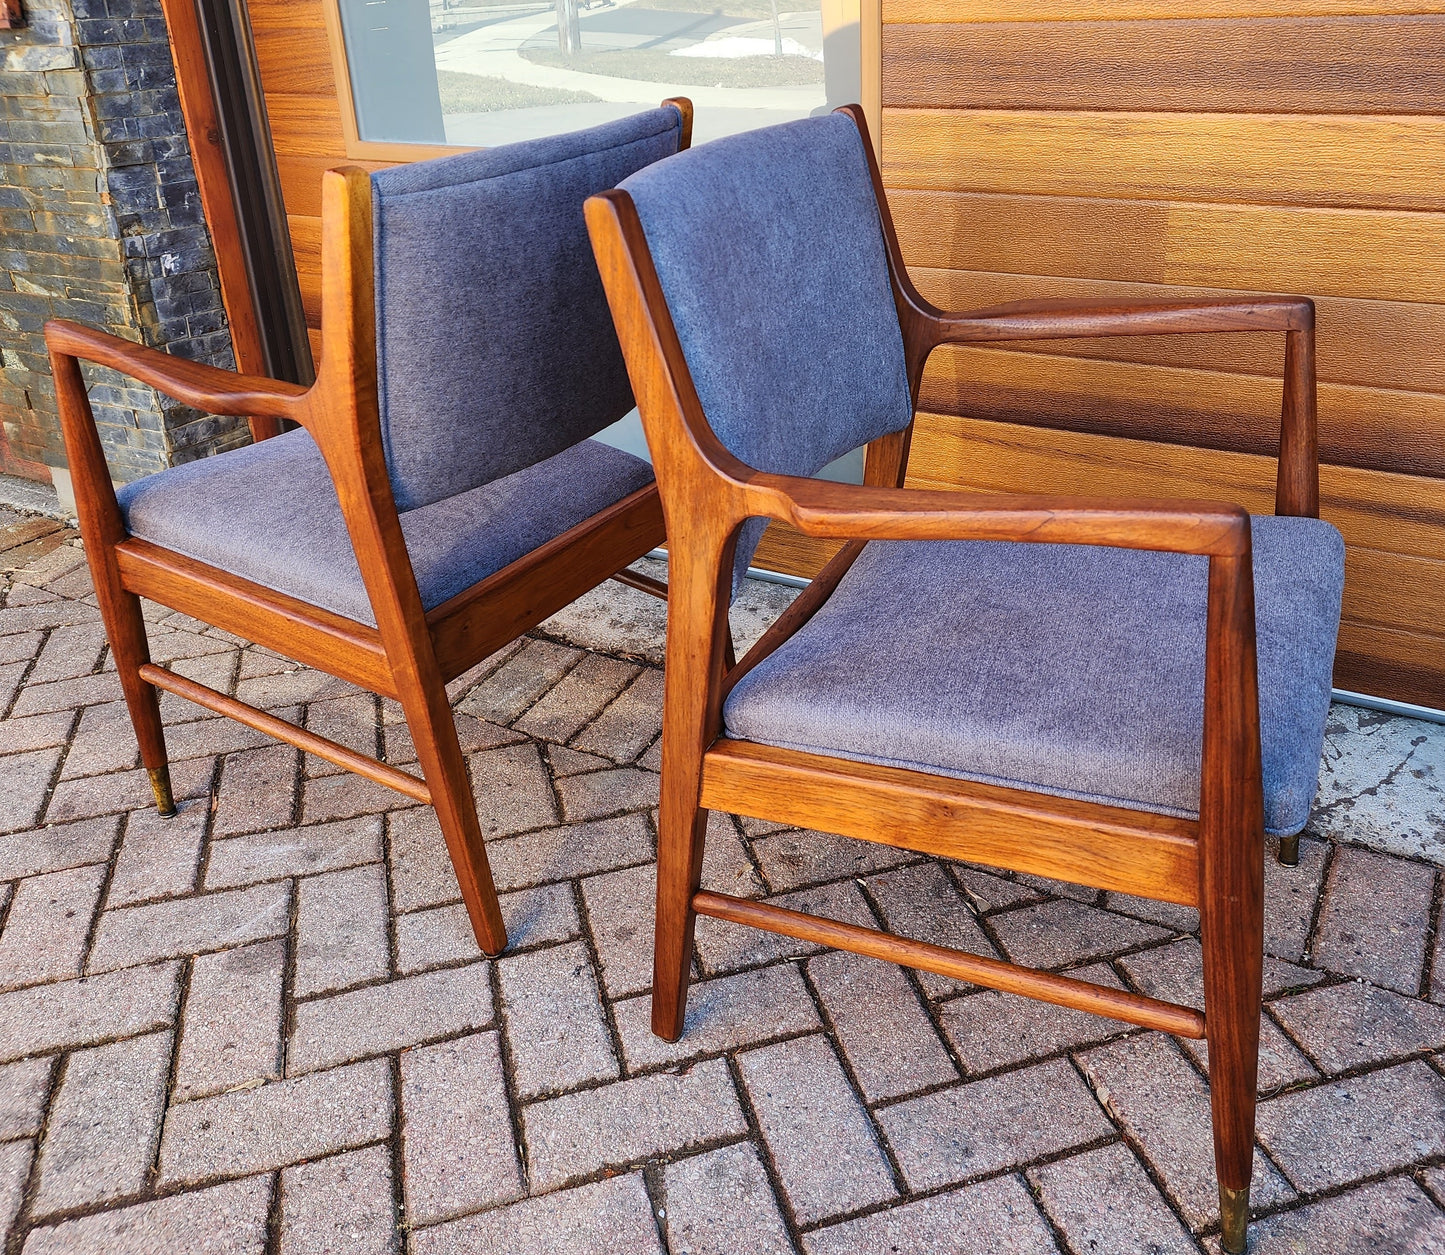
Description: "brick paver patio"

(1, 505), (1444, 1253)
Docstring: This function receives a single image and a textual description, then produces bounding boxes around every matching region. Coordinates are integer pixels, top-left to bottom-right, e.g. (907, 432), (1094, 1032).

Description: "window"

(335, 0), (861, 149)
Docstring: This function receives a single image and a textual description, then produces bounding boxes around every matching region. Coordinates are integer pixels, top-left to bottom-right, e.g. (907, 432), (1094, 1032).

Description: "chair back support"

(371, 107), (685, 512)
(618, 113), (913, 572)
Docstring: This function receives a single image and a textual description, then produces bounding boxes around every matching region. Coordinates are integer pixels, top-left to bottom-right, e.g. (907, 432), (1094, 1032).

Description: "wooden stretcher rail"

(610, 567), (669, 600)
(693, 890), (1207, 1038)
(138, 663), (432, 803)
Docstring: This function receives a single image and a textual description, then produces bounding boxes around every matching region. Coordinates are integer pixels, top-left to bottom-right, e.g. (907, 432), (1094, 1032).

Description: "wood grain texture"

(1343, 549), (1445, 638)
(909, 269), (1445, 395)
(752, 522), (844, 578)
(1336, 621), (1445, 709)
(881, 109), (1445, 211)
(288, 215), (323, 326)
(701, 739), (1201, 903)
(1164, 203), (1445, 303)
(1197, 545), (1265, 1249)
(918, 343), (1445, 479)
(114, 538), (395, 694)
(885, 0), (1445, 23)
(884, 16), (1445, 114)
(259, 92), (349, 158)
(47, 351), (175, 810)
(426, 486), (665, 678)
(906, 411), (1445, 567)
(247, 0), (327, 31)
(276, 153), (387, 219)
(251, 25), (338, 96)
(888, 191), (1445, 305)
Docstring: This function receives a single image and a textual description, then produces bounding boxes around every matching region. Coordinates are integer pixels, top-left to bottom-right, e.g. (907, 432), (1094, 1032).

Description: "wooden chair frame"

(44, 100), (694, 959)
(584, 104), (1319, 1253)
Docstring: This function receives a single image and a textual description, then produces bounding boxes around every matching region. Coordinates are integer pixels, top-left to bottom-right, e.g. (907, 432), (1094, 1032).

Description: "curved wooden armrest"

(44, 319), (309, 421)
(921, 295), (1320, 519)
(933, 297), (1314, 345)
(743, 475), (1250, 557)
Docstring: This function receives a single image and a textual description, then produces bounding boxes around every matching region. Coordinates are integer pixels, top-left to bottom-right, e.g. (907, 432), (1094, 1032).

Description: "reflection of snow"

(430, 5), (824, 111)
(670, 35), (821, 59)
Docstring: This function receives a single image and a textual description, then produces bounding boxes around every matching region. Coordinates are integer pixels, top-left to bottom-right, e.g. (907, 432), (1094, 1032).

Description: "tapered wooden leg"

(650, 528), (734, 1043)
(102, 588), (176, 817)
(48, 348), (174, 816)
(1202, 872), (1262, 1255)
(1203, 814), (1263, 1255)
(1277, 834), (1300, 866)
(398, 680), (507, 957)
(1199, 550), (1265, 1255)
(652, 798), (708, 1041)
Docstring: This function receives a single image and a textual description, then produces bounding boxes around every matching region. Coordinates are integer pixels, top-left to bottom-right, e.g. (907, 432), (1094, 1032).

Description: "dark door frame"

(160, 0), (313, 415)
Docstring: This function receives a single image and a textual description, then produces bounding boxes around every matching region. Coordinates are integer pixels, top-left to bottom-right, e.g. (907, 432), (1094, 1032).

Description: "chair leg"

(398, 680), (507, 957)
(652, 801), (709, 1041)
(100, 583), (175, 817)
(649, 528), (733, 1041)
(1201, 846), (1264, 1255)
(1277, 833), (1300, 866)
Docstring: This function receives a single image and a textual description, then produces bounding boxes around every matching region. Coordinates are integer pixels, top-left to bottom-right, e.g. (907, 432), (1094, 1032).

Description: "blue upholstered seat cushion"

(724, 516), (1345, 837)
(115, 429), (654, 627)
(618, 113), (913, 585)
(372, 106), (683, 511)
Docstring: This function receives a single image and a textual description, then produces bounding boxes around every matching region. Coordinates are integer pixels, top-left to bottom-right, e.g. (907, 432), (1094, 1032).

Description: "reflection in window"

(336, 0), (860, 148)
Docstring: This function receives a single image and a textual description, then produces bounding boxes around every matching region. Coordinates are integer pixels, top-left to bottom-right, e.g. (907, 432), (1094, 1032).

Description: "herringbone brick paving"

(1, 508), (1444, 1253)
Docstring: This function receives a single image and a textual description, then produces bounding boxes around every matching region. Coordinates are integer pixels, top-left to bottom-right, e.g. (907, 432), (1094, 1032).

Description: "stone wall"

(0, 0), (246, 495)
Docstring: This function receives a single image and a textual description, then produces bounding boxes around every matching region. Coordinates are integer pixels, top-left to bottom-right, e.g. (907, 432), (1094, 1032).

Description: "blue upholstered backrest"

(371, 107), (684, 512)
(619, 113), (913, 572)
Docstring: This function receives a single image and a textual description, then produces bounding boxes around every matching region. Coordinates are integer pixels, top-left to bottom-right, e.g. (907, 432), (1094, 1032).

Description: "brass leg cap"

(1277, 834), (1300, 866)
(147, 766), (177, 818)
(1220, 1183), (1251, 1254)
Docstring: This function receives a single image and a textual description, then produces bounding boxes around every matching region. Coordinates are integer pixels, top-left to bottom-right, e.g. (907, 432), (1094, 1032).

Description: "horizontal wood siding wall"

(882, 2), (1445, 707)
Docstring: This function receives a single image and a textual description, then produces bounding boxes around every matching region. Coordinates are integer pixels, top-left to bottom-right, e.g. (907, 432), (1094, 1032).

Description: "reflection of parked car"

(580, 0), (616, 10)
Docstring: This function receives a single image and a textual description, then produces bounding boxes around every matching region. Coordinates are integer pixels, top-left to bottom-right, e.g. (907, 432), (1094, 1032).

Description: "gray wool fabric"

(372, 105), (684, 512)
(116, 429), (654, 627)
(117, 108), (680, 627)
(618, 112), (913, 586)
(724, 516), (1345, 837)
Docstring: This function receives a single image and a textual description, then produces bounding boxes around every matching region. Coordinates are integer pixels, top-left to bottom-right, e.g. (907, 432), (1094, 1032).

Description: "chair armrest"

(744, 474), (1250, 558)
(924, 295), (1320, 519)
(932, 296), (1313, 345)
(44, 319), (308, 421)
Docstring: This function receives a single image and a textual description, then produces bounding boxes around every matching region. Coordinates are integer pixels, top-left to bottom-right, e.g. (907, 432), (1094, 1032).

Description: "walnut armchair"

(585, 106), (1344, 1253)
(44, 102), (693, 959)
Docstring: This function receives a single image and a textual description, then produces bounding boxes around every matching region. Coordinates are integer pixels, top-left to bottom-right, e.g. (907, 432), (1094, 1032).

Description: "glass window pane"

(336, 0), (861, 148)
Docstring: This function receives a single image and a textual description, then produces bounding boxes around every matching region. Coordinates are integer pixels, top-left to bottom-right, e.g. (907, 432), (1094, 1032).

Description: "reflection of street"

(549, 8), (748, 52)
(431, 0), (825, 145)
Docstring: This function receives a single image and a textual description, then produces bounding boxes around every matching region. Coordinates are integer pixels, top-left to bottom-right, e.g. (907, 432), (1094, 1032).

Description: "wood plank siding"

(881, 4), (1445, 707)
(242, 0), (1445, 705)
